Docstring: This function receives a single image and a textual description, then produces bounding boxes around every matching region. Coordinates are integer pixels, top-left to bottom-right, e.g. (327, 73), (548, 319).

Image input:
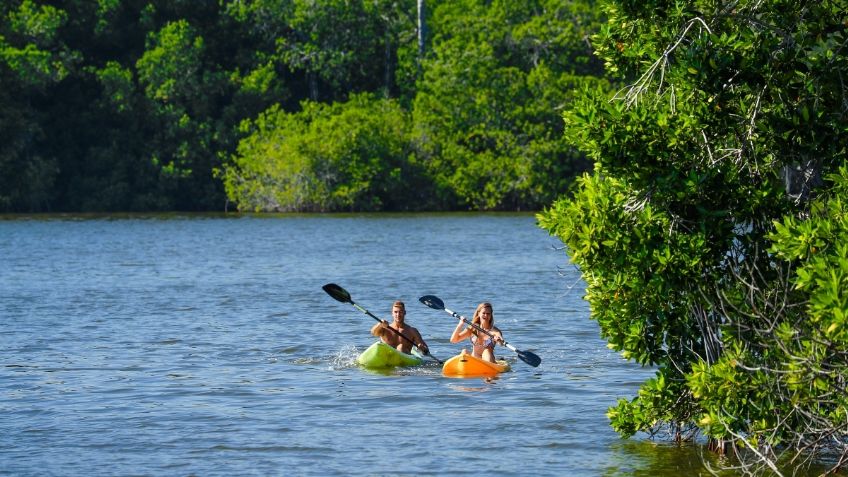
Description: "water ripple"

(0, 215), (711, 477)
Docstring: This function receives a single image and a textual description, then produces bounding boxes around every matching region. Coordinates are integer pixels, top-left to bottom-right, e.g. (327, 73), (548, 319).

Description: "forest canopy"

(0, 0), (606, 212)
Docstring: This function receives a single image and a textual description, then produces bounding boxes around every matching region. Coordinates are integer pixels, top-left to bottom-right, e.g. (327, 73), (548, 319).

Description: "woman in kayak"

(370, 300), (430, 355)
(449, 302), (504, 363)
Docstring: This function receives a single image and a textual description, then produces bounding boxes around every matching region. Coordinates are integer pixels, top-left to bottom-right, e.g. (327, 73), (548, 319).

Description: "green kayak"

(357, 342), (424, 369)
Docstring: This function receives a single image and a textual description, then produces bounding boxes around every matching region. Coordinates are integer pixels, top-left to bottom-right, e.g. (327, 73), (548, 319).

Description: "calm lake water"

(0, 213), (783, 476)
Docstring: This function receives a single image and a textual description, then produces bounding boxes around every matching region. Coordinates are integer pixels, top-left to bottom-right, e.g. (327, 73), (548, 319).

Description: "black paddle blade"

(418, 295), (445, 310)
(517, 349), (542, 367)
(322, 283), (352, 303)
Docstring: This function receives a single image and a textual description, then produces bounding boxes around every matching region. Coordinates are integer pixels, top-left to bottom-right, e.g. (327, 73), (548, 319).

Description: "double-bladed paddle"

(418, 295), (542, 367)
(322, 283), (443, 364)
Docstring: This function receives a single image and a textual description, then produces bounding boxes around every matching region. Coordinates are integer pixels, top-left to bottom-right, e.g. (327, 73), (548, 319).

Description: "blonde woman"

(450, 302), (503, 363)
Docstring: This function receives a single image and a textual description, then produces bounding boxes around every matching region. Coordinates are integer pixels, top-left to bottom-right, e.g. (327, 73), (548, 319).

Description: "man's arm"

(370, 320), (388, 340)
(412, 327), (429, 354)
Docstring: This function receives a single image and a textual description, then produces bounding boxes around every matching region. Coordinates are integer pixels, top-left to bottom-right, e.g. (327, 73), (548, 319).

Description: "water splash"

(329, 345), (360, 370)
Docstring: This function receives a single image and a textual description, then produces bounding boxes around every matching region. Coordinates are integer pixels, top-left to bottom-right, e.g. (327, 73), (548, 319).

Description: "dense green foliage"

(1, 1), (254, 211)
(226, 0), (607, 211)
(0, 0), (605, 212)
(539, 0), (847, 471)
(411, 1), (604, 210)
(224, 93), (431, 211)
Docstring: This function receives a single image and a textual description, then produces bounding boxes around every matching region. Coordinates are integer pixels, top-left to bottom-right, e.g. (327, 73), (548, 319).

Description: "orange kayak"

(442, 349), (510, 378)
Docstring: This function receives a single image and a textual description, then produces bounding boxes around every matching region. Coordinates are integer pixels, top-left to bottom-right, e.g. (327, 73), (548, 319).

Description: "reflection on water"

(604, 439), (846, 477)
(604, 440), (726, 477)
(446, 378), (501, 393)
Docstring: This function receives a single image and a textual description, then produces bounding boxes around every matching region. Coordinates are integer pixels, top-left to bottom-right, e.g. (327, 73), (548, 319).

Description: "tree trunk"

(417, 0), (426, 66)
(384, 35), (393, 96)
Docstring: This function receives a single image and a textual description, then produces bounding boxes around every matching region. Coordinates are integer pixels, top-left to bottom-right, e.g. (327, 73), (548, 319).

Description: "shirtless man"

(370, 300), (430, 355)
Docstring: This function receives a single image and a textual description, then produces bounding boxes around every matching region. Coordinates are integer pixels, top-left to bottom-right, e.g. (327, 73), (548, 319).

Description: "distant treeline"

(0, 0), (608, 213)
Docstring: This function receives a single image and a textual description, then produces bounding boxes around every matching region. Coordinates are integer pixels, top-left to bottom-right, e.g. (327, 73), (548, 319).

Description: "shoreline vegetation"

(0, 210), (541, 221)
(537, 1), (848, 475)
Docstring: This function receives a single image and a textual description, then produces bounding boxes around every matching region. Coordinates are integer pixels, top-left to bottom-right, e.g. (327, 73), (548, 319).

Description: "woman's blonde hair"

(470, 302), (494, 335)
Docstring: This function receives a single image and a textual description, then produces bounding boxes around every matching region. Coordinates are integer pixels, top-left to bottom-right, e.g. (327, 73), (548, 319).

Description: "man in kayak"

(370, 301), (430, 355)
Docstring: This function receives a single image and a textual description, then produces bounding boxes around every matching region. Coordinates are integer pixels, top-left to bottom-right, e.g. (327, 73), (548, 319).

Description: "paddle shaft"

(444, 307), (522, 353)
(323, 283), (443, 364)
(447, 306), (543, 367)
(418, 294), (541, 367)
